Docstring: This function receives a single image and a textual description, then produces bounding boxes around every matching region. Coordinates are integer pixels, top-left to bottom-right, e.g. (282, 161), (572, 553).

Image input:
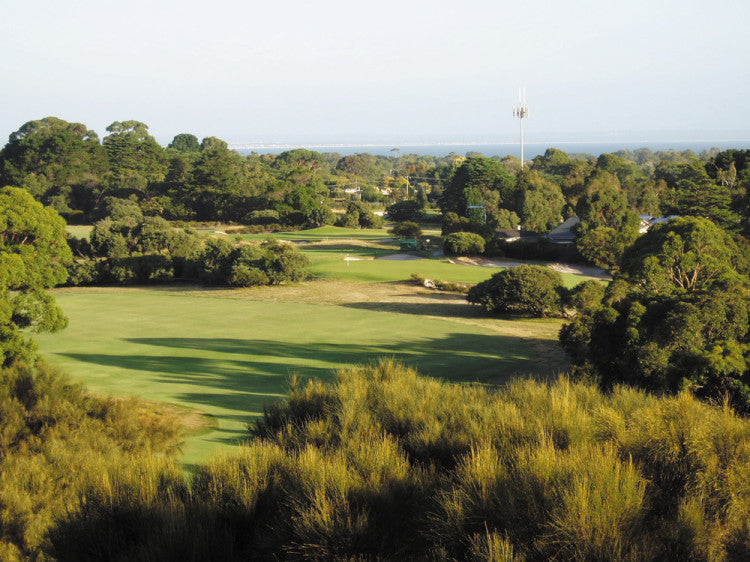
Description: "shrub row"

(67, 237), (310, 288)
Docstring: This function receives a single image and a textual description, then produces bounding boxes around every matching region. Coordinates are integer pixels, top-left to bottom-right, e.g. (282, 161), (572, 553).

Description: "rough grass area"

(36, 284), (568, 468)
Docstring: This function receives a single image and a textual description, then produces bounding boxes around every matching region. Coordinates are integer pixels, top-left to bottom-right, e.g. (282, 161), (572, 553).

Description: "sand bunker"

(449, 256), (611, 280)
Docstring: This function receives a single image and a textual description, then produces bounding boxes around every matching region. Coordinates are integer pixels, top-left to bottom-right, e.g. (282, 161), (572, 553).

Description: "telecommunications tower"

(512, 88), (529, 168)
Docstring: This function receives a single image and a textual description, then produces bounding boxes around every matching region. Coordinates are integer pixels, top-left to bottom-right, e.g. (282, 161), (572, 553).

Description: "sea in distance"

(233, 140), (750, 159)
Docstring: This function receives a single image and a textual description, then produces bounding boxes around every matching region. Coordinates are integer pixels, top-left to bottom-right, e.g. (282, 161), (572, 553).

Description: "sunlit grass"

(234, 225), (394, 241)
(35, 286), (565, 467)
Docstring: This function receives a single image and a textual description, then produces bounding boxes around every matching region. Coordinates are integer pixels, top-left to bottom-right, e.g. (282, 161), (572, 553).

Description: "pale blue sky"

(1, 0), (748, 145)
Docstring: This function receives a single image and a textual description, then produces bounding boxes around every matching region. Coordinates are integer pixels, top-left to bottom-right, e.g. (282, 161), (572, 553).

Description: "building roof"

(497, 228), (521, 239)
(547, 216), (580, 243)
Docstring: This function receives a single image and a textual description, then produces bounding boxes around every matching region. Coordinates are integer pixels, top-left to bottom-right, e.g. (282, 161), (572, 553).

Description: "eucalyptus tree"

(0, 187), (71, 365)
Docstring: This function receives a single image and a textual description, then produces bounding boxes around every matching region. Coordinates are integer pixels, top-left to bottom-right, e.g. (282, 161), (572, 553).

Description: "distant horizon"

(230, 137), (750, 150)
(229, 138), (750, 158)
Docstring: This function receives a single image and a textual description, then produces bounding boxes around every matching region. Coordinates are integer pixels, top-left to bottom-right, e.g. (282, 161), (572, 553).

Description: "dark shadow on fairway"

(300, 245), (395, 255)
(61, 334), (566, 454)
(58, 353), (333, 394)
(341, 300), (488, 319)
(118, 333), (556, 382)
(342, 298), (563, 323)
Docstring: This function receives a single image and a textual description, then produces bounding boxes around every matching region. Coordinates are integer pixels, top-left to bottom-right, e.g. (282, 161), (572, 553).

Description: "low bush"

(409, 272), (469, 294)
(244, 209), (280, 225)
(389, 221), (422, 237)
(434, 279), (469, 294)
(441, 212), (492, 237)
(468, 265), (565, 317)
(485, 237), (583, 262)
(67, 259), (103, 285)
(229, 265), (270, 287)
(336, 201), (383, 229)
(443, 231), (485, 256)
(386, 200), (423, 222)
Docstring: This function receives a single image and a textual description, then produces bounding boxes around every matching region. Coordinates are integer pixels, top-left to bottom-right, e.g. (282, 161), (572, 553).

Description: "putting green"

(35, 287), (554, 469)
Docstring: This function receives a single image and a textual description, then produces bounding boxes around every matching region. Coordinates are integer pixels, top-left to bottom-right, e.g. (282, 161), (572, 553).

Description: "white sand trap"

(450, 256), (611, 279)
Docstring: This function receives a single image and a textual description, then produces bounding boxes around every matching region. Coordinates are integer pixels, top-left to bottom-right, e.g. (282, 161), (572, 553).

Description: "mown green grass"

(43, 224), (595, 468)
(235, 225), (394, 241)
(306, 251), (591, 287)
(35, 287), (558, 469)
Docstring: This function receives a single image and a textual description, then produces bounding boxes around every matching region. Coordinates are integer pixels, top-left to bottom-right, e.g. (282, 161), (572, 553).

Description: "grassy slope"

(36, 285), (567, 468)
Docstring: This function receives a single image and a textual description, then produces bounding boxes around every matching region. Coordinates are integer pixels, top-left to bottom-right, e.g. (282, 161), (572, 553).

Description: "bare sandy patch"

(449, 256), (611, 280)
(451, 256), (526, 268)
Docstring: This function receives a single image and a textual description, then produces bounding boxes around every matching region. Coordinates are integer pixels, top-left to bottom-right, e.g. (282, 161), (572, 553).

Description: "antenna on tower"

(512, 88), (530, 169)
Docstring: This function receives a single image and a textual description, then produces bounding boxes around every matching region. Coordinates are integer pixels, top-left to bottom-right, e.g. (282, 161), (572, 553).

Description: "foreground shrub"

(0, 362), (184, 558)
(38, 361), (750, 560)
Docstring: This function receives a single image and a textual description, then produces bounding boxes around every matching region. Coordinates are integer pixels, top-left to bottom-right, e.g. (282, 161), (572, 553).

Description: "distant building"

(639, 214), (680, 233)
(496, 227), (540, 243)
(496, 228), (521, 242)
(547, 217), (580, 244)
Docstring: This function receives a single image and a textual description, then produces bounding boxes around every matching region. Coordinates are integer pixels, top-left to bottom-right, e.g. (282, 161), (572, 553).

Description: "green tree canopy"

(517, 170), (565, 233)
(575, 170), (627, 231)
(0, 117), (107, 193)
(0, 117), (108, 219)
(440, 156), (516, 226)
(531, 147), (574, 176)
(561, 217), (750, 413)
(0, 187), (72, 364)
(189, 139), (249, 221)
(103, 120), (167, 194)
(167, 133), (201, 153)
(620, 217), (747, 294)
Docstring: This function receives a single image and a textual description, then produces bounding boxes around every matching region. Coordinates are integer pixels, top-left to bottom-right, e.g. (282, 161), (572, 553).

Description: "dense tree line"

(438, 147), (750, 268)
(560, 216), (750, 413)
(466, 214), (750, 415)
(5, 117), (748, 263)
(0, 117), (457, 228)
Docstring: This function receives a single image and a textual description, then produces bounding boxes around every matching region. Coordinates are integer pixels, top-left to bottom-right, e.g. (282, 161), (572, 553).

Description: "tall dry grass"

(31, 360), (750, 560)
